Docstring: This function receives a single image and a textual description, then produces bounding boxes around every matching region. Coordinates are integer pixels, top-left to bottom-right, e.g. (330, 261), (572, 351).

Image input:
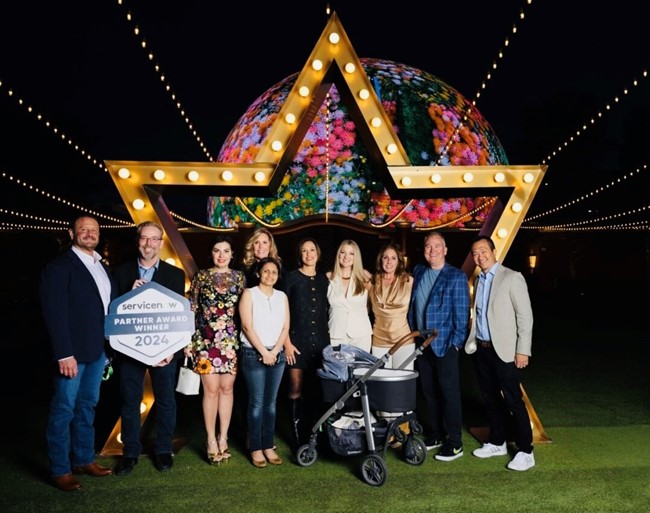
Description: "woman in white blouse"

(326, 240), (373, 353)
(239, 257), (289, 468)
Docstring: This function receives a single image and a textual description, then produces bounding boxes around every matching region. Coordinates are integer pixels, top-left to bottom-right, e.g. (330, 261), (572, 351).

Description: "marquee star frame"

(105, 12), (546, 281)
(101, 12), (549, 455)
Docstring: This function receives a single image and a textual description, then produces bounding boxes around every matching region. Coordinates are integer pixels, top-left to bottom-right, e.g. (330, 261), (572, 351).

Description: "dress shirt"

(139, 260), (159, 282)
(475, 262), (498, 341)
(71, 245), (111, 314)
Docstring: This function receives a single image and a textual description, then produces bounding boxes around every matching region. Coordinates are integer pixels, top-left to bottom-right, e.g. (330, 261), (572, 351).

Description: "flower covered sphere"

(209, 58), (508, 229)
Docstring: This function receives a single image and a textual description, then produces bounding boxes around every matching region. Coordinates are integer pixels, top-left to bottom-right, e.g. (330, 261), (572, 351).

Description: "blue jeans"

(118, 355), (178, 457)
(46, 352), (105, 477)
(240, 346), (286, 451)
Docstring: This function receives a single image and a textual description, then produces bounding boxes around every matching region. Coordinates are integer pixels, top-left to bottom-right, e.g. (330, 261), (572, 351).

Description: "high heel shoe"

(207, 440), (223, 465)
(217, 437), (231, 462)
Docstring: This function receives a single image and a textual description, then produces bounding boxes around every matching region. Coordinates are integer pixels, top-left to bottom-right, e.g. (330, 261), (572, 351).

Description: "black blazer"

(39, 248), (117, 363)
(113, 259), (186, 298)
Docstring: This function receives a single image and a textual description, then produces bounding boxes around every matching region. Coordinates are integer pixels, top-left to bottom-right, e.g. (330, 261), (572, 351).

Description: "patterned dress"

(189, 268), (245, 375)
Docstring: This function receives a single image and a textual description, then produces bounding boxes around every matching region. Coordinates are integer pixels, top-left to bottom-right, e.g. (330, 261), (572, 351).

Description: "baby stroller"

(295, 329), (437, 486)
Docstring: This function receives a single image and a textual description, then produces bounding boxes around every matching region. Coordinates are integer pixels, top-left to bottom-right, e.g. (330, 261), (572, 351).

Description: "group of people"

(39, 216), (535, 492)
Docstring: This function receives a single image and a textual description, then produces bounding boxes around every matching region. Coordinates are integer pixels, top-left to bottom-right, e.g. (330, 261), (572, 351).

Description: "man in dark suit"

(112, 221), (186, 476)
(40, 215), (116, 491)
(408, 232), (470, 462)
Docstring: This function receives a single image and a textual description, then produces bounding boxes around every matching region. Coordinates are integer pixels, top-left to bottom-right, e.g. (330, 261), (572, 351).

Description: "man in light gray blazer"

(465, 235), (535, 471)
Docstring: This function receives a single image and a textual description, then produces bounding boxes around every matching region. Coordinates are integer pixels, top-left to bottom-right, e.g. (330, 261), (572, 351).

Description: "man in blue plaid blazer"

(408, 232), (470, 461)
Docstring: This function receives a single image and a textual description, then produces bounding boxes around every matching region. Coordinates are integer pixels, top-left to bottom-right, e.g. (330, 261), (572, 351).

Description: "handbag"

(176, 356), (201, 395)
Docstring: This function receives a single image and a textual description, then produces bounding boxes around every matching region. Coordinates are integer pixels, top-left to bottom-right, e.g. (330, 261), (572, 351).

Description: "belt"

(477, 339), (492, 349)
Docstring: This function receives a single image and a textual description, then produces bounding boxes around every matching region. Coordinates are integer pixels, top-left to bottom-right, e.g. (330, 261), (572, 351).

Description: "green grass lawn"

(1, 312), (648, 513)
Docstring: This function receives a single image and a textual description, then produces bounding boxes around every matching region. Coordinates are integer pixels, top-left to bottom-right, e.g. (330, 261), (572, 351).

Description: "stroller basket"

(326, 413), (388, 456)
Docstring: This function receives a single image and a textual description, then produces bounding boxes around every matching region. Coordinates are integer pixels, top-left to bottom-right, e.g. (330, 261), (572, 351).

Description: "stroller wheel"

(295, 444), (318, 467)
(403, 436), (427, 466)
(360, 454), (388, 487)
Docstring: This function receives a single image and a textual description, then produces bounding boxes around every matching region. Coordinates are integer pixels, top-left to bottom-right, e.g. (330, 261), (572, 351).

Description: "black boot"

(290, 397), (303, 452)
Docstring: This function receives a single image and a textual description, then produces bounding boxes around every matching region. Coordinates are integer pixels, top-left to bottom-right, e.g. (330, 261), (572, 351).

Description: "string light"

(234, 198), (282, 228)
(0, 208), (68, 225)
(434, 0), (535, 166)
(521, 221), (649, 232)
(0, 172), (132, 226)
(0, 80), (108, 174)
(541, 70), (648, 165)
(525, 163), (647, 222)
(529, 205), (649, 231)
(2, 5), (645, 237)
(114, 0), (213, 161)
(0, 222), (133, 231)
(325, 93), (331, 223)
(169, 211), (235, 232)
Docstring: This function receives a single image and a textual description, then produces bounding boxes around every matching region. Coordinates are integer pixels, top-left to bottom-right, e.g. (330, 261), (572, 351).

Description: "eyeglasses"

(139, 236), (163, 243)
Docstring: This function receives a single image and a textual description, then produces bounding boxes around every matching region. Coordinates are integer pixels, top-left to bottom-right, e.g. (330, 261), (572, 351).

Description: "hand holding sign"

(105, 282), (195, 365)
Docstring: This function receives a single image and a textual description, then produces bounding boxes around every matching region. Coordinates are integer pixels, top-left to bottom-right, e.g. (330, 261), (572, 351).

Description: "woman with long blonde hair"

(326, 240), (372, 352)
(241, 227), (283, 288)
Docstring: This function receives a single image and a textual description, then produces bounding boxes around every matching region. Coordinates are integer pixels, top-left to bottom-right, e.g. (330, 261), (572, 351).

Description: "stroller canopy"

(317, 344), (378, 382)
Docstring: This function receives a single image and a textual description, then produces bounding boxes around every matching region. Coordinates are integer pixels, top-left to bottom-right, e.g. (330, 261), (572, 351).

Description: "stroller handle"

(387, 329), (438, 356)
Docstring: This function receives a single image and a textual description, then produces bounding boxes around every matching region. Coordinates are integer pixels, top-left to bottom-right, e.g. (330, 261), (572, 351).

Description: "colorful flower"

(210, 59), (507, 228)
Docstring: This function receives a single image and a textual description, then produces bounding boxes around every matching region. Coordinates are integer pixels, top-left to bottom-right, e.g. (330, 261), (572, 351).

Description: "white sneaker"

(507, 451), (535, 471)
(472, 442), (507, 458)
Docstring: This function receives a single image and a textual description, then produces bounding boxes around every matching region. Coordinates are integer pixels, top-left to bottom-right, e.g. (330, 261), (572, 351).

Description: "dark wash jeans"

(240, 346), (286, 451)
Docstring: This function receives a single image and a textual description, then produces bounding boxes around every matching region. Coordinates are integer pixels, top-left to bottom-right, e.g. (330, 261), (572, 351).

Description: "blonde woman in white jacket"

(326, 240), (372, 353)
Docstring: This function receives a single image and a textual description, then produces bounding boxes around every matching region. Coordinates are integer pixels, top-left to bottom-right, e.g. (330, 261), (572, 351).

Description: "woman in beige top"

(368, 242), (414, 369)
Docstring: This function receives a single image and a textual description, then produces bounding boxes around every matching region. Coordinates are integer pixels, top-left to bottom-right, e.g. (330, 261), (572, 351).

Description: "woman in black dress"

(283, 238), (330, 451)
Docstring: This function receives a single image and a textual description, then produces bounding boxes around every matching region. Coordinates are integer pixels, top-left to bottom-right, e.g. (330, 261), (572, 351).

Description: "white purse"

(175, 356), (201, 395)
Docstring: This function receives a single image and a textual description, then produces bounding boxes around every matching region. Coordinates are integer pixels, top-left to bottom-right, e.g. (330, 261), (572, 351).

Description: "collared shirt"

(414, 267), (440, 332)
(139, 260), (159, 283)
(475, 262), (499, 341)
(71, 245), (111, 314)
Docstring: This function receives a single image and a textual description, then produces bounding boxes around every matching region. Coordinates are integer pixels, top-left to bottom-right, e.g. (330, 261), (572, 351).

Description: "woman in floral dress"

(186, 235), (245, 464)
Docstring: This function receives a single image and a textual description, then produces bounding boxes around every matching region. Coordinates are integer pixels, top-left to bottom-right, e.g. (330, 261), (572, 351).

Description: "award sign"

(105, 281), (195, 365)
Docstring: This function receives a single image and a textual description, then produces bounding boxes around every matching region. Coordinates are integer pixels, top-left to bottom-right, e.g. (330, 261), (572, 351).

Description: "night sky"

(1, 0), (647, 229)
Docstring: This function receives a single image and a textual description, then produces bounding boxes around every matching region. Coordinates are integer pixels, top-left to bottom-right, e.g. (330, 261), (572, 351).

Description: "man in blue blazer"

(112, 221), (186, 476)
(408, 232), (470, 462)
(465, 235), (535, 471)
(40, 215), (117, 491)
